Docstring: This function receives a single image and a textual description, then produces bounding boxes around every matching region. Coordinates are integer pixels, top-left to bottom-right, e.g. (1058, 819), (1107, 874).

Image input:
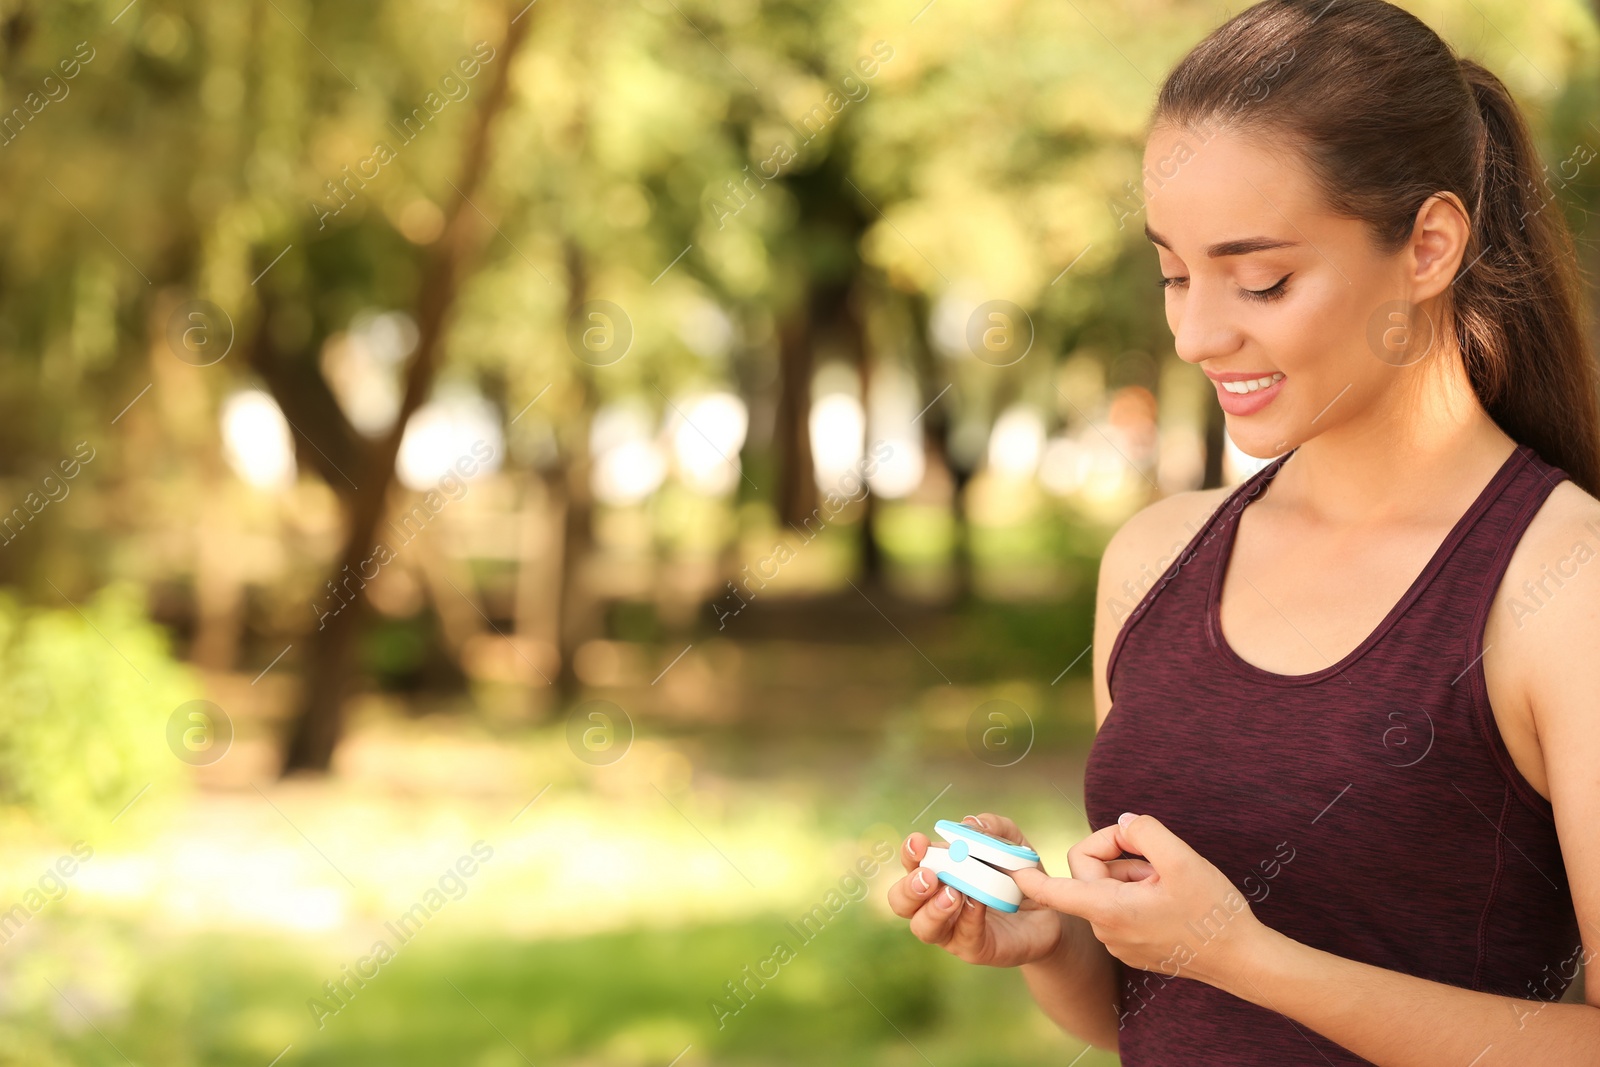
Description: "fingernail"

(914, 870), (930, 893)
(963, 898), (977, 909)
(962, 814), (988, 830)
(939, 886), (958, 908)
(1118, 812), (1137, 828)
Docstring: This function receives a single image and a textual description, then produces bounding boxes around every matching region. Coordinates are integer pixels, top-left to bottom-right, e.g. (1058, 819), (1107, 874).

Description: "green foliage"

(0, 584), (193, 833)
(0, 917), (1120, 1067)
(2, 0), (1594, 601)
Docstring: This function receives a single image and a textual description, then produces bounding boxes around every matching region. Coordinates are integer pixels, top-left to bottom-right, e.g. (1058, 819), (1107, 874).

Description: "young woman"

(887, 2), (1600, 1063)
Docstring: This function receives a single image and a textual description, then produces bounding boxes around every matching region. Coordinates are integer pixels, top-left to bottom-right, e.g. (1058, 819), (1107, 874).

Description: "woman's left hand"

(1009, 812), (1267, 988)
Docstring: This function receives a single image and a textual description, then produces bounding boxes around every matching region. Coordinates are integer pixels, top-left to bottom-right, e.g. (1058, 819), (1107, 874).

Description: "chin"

(1224, 424), (1294, 459)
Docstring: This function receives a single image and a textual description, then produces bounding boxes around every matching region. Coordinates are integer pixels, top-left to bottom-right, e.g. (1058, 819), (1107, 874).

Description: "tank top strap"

(1106, 449), (1294, 695)
(1106, 443), (1573, 699)
(1406, 443), (1571, 618)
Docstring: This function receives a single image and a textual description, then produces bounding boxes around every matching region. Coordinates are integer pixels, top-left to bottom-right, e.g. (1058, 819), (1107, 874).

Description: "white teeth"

(1221, 372), (1284, 394)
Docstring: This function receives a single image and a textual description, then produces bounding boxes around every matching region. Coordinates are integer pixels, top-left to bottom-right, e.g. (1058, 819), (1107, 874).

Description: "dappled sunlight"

(6, 0), (1590, 1062)
(0, 683), (1105, 1064)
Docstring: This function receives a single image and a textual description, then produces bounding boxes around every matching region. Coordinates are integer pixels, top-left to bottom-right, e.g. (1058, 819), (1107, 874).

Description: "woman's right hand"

(887, 813), (1069, 968)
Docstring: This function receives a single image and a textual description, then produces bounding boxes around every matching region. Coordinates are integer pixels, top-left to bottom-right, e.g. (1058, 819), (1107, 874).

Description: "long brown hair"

(1152, 0), (1600, 495)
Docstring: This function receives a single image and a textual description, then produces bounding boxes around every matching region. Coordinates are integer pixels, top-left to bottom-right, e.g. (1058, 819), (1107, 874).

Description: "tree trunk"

(841, 281), (881, 583)
(279, 6), (535, 774)
(553, 466), (598, 700)
(775, 291), (818, 529)
(554, 240), (599, 702)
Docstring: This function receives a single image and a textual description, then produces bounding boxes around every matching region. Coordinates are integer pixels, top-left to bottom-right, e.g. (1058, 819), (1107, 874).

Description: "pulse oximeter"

(918, 818), (1042, 913)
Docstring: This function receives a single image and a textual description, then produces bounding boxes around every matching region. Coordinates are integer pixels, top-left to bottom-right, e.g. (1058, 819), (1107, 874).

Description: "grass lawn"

(10, 916), (1119, 1067)
(3, 590), (1117, 1066)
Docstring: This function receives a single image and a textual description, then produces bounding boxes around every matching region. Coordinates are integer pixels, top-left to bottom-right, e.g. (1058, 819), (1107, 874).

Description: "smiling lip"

(1207, 370), (1285, 416)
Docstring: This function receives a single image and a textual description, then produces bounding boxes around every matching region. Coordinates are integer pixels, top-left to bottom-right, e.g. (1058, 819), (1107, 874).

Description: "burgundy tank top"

(1083, 442), (1581, 1066)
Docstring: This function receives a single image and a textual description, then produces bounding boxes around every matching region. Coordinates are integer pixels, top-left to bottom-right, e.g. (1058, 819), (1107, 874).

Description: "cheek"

(1260, 280), (1353, 376)
(1273, 286), (1400, 420)
(1322, 283), (1409, 385)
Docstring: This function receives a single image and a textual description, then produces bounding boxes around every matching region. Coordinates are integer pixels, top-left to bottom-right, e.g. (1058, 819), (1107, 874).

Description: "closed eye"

(1243, 274), (1292, 303)
(1157, 273), (1292, 303)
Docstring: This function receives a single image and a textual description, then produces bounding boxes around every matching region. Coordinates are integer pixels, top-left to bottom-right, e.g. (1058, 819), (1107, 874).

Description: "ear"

(1407, 192), (1472, 302)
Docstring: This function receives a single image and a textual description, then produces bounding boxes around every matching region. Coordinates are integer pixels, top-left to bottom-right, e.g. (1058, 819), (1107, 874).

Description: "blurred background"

(1, 0), (1597, 1063)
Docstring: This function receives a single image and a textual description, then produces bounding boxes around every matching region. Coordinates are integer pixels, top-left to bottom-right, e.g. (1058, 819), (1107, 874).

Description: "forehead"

(1142, 123), (1331, 254)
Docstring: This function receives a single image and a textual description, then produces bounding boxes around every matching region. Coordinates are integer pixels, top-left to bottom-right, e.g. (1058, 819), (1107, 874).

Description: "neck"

(1272, 350), (1516, 526)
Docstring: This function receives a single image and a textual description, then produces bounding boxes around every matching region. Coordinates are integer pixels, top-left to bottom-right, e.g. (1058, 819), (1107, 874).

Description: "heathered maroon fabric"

(1083, 442), (1582, 1065)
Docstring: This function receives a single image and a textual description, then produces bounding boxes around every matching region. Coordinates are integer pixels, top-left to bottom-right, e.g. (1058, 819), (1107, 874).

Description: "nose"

(1170, 280), (1244, 366)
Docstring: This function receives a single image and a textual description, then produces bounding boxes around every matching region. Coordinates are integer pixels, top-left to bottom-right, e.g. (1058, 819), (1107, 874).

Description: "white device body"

(920, 845), (1028, 909)
(917, 820), (1042, 912)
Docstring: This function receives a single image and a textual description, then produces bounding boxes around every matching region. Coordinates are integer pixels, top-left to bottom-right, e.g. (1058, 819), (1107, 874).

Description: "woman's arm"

(1019, 909), (1124, 1050)
(1210, 927), (1599, 1066)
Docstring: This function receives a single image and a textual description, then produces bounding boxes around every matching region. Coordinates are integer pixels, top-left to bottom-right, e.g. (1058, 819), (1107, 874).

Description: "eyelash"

(1157, 274), (1293, 303)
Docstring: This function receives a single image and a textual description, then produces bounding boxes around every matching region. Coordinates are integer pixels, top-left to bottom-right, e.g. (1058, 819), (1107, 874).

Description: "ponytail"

(1454, 58), (1600, 495)
(1153, 1), (1600, 495)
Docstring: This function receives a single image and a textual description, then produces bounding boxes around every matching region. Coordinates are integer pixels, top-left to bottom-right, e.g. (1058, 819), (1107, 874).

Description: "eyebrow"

(1143, 223), (1301, 258)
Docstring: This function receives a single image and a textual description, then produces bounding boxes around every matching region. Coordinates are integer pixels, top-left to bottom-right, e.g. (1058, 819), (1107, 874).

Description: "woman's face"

(1141, 123), (1467, 459)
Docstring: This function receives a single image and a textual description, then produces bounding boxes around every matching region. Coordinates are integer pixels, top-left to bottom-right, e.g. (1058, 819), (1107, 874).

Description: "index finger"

(1010, 865), (1116, 920)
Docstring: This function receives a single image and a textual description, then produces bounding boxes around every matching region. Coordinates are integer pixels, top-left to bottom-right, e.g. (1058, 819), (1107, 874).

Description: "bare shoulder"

(1488, 477), (1600, 778)
(1090, 484), (1234, 729)
(1097, 484), (1235, 615)
(1519, 477), (1600, 551)
(1493, 478), (1600, 681)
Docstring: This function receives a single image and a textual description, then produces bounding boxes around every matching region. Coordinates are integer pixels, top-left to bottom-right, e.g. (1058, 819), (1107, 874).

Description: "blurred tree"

(0, 0), (1593, 776)
(268, 6), (534, 773)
